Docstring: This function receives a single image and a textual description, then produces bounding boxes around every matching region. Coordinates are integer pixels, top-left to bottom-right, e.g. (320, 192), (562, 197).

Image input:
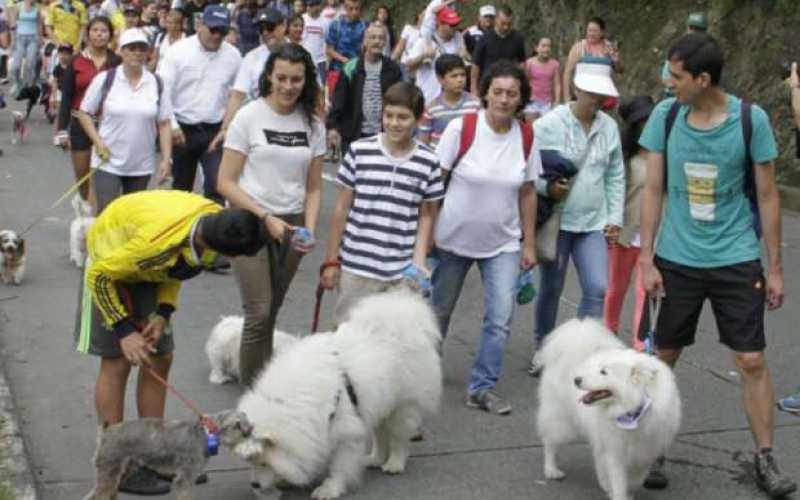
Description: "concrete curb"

(0, 369), (38, 500)
(779, 184), (800, 213)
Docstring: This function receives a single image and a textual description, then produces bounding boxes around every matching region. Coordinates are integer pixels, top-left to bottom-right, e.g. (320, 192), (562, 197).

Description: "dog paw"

(235, 440), (264, 461)
(209, 371), (233, 385)
(544, 466), (566, 480)
(311, 479), (346, 499)
(380, 458), (406, 475)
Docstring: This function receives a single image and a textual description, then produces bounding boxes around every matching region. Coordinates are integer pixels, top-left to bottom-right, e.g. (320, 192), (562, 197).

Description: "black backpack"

(663, 99), (761, 238)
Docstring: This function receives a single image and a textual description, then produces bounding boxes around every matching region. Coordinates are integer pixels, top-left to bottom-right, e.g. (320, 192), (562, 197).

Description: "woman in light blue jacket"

(530, 56), (624, 375)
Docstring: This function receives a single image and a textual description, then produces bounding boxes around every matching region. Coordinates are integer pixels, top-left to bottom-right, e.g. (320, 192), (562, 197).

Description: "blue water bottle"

(206, 430), (219, 456)
(401, 264), (432, 296)
(515, 269), (537, 305)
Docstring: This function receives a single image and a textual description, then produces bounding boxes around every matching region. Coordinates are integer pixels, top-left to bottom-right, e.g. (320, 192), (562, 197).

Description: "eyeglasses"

(209, 26), (230, 36)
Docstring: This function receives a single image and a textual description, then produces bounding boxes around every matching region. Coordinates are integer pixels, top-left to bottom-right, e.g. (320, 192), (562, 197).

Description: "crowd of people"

(1, 0), (800, 497)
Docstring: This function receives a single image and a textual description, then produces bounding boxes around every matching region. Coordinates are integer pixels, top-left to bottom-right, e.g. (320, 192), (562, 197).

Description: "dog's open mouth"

(580, 390), (612, 405)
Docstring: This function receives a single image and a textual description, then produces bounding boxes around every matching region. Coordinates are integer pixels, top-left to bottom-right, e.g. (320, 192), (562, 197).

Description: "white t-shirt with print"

(224, 98), (326, 215)
(80, 69), (172, 176)
(435, 111), (542, 258)
(302, 13), (330, 64)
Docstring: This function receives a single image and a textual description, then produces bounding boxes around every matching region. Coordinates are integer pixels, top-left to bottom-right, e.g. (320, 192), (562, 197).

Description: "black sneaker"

(755, 449), (797, 498)
(643, 456), (668, 489)
(118, 466), (171, 496)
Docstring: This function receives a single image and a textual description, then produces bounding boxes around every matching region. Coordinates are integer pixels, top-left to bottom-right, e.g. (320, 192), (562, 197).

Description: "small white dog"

(0, 230), (26, 285)
(206, 316), (299, 384)
(537, 319), (681, 500)
(69, 195), (94, 268)
(231, 289), (442, 499)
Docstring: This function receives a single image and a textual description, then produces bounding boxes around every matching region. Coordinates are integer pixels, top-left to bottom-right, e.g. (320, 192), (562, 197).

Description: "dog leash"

(119, 290), (219, 435)
(644, 296), (662, 355)
(312, 260), (341, 332)
(18, 166), (98, 237)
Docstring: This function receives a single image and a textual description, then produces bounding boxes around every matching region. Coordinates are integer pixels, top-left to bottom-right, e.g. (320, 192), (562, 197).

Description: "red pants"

(603, 245), (645, 351)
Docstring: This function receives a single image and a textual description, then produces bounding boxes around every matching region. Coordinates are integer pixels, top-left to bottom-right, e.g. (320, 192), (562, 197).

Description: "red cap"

(436, 7), (461, 26)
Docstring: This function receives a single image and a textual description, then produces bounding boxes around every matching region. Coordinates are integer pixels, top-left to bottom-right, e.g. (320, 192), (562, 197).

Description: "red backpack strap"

(452, 112), (478, 171)
(520, 119), (533, 161)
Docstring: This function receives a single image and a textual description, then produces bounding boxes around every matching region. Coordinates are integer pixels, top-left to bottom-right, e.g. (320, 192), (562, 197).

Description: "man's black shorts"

(638, 256), (766, 352)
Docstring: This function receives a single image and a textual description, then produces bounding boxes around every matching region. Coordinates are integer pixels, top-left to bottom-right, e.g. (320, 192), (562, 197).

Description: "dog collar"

(616, 395), (652, 430)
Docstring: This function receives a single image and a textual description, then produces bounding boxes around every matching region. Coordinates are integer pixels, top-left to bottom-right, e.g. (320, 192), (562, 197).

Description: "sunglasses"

(209, 26), (230, 36)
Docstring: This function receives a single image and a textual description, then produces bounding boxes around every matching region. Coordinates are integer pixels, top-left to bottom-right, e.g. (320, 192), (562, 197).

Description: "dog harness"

(615, 395), (653, 431)
(329, 352), (360, 422)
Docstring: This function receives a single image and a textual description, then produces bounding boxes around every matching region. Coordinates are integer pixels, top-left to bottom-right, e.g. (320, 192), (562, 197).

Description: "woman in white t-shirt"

(78, 28), (172, 213)
(218, 43), (325, 387)
(432, 61), (540, 415)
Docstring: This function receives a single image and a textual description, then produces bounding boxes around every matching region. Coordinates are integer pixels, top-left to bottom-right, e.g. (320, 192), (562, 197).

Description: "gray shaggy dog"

(83, 410), (252, 500)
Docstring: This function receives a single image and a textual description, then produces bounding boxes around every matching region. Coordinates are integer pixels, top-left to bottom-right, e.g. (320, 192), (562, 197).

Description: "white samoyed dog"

(205, 316), (299, 384)
(231, 289), (442, 499)
(536, 319), (681, 500)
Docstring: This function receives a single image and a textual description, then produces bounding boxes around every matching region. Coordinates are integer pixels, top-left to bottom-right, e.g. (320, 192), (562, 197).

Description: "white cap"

(119, 28), (150, 49)
(479, 5), (496, 17)
(573, 57), (619, 98)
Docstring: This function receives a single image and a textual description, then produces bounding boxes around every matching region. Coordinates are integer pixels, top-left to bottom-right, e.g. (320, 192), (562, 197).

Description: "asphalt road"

(1, 103), (800, 500)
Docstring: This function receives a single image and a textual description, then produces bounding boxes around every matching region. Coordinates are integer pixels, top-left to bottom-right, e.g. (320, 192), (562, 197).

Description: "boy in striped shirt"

(322, 81), (445, 324)
(418, 54), (480, 147)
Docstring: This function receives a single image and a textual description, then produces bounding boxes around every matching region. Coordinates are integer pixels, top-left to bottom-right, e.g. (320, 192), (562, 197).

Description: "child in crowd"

(322, 81), (444, 324)
(523, 37), (561, 122)
(49, 43), (73, 129)
(418, 54), (480, 148)
(287, 13), (303, 43)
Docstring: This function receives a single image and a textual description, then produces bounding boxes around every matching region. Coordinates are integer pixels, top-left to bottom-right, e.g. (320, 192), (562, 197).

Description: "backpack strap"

(453, 112), (478, 171)
(154, 72), (163, 113)
(741, 100), (754, 196)
(96, 66), (116, 119)
(520, 119), (533, 161)
(662, 100), (682, 193)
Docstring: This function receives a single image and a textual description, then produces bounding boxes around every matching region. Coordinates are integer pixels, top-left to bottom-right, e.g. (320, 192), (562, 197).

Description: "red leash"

(120, 289), (219, 434)
(312, 260), (341, 333)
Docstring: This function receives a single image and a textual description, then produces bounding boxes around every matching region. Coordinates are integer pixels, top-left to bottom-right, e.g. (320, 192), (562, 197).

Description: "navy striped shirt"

(337, 135), (445, 280)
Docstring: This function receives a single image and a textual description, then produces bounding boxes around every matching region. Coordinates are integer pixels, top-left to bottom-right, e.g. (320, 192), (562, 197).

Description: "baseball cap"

(686, 12), (708, 31)
(479, 5), (496, 17)
(57, 42), (74, 53)
(573, 56), (618, 98)
(123, 4), (140, 14)
(436, 7), (461, 26)
(119, 28), (150, 48)
(256, 8), (284, 27)
(202, 4), (231, 29)
(306, 0), (322, 6)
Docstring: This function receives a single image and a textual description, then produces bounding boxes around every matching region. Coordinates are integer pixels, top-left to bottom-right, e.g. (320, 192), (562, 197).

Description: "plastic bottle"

(206, 431), (219, 456)
(400, 264), (432, 296)
(515, 269), (537, 305)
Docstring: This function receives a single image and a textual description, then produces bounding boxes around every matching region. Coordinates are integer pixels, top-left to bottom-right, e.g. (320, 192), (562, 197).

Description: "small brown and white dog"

(0, 230), (26, 285)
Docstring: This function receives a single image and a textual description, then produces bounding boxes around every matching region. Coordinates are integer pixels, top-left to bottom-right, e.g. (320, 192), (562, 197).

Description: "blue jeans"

(534, 230), (608, 343)
(431, 248), (519, 395)
(11, 34), (39, 88)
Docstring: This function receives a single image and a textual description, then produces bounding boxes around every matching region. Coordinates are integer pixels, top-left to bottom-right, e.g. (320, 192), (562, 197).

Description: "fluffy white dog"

(537, 319), (681, 500)
(206, 316), (299, 384)
(231, 289), (442, 499)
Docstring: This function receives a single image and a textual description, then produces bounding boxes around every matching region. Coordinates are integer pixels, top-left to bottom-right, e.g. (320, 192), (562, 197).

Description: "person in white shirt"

(301, 0), (328, 88)
(402, 0), (467, 104)
(391, 10), (421, 81)
(78, 28), (173, 213)
(431, 60), (539, 416)
(210, 7), (286, 151)
(150, 8), (184, 71)
(157, 4), (241, 205)
(217, 43), (325, 386)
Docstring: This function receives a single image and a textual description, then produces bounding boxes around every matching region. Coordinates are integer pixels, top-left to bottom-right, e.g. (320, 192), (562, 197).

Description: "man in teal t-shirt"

(638, 33), (795, 498)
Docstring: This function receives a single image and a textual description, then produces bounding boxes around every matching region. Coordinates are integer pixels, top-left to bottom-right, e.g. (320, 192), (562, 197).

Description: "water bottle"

(206, 430), (219, 456)
(515, 269), (537, 305)
(290, 226), (315, 251)
(401, 264), (432, 296)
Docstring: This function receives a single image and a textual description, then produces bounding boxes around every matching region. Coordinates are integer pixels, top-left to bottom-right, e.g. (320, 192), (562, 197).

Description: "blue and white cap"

(202, 4), (231, 29)
(574, 56), (619, 98)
